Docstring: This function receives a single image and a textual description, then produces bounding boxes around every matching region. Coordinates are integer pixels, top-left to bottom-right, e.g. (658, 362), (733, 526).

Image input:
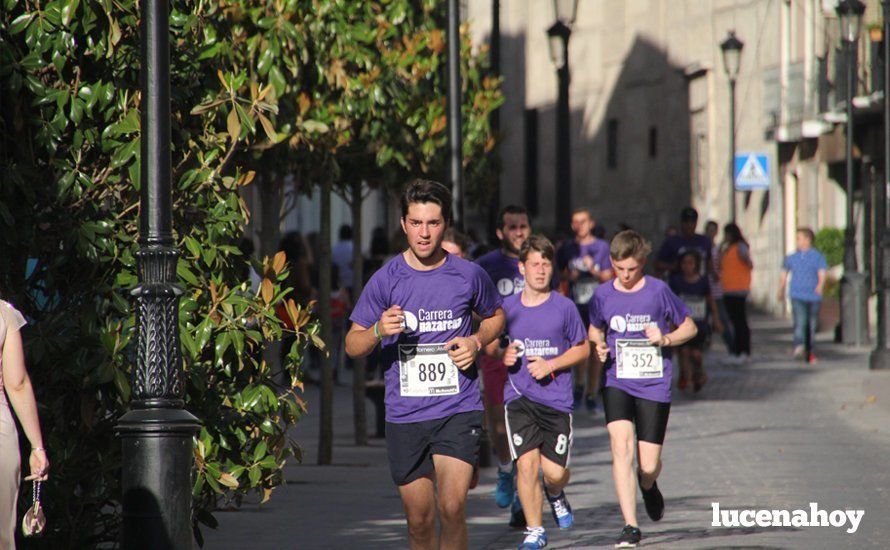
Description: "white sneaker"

(792, 346), (804, 359)
(723, 354), (743, 366)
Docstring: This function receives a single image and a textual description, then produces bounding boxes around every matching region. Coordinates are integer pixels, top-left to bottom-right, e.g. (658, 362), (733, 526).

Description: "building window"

(648, 126), (657, 158)
(607, 118), (618, 169)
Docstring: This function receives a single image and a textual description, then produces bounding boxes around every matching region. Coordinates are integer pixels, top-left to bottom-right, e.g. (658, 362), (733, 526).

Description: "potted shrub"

(814, 227), (844, 332)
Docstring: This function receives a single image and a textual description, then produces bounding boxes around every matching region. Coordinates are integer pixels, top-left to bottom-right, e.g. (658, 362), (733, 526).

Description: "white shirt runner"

(398, 343), (460, 397)
(615, 339), (664, 379)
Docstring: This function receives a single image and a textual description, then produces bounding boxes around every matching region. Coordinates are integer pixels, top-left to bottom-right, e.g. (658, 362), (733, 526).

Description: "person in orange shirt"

(720, 223), (753, 364)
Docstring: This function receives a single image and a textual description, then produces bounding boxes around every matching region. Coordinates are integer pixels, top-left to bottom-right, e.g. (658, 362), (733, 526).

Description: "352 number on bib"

(615, 339), (664, 379)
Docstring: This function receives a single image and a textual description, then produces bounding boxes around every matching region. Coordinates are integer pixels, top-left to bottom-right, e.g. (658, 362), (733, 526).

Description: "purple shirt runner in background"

(502, 292), (588, 413)
(656, 233), (712, 275)
(668, 273), (711, 331)
(588, 276), (690, 403)
(476, 249), (524, 296)
(350, 253), (502, 423)
(556, 239), (612, 307)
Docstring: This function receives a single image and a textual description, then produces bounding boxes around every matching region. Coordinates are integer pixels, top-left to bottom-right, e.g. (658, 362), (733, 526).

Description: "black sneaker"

(614, 524), (642, 548)
(638, 474), (664, 521)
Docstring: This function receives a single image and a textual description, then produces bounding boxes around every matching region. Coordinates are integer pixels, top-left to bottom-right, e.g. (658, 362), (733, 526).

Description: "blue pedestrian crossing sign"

(734, 153), (770, 190)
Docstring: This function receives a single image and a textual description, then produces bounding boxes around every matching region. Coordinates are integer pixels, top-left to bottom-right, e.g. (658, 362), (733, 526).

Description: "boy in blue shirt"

(778, 227), (827, 363)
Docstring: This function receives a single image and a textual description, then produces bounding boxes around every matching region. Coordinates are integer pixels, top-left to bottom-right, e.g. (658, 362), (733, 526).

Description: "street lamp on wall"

(720, 30), (743, 223)
(837, 0), (866, 43)
(836, 0), (869, 346)
(547, 0), (577, 228)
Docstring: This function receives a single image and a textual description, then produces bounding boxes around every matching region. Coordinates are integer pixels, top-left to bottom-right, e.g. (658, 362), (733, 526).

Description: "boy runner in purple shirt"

(588, 230), (697, 548)
(345, 179), (506, 550)
(494, 236), (589, 549)
(476, 205), (531, 515)
(556, 208), (613, 412)
(669, 250), (723, 393)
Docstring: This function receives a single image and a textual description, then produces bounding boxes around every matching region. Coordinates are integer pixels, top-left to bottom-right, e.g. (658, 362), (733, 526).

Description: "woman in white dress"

(0, 301), (49, 548)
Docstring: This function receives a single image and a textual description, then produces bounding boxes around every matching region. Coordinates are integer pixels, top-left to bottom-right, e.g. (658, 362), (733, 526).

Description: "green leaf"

(9, 13), (35, 35)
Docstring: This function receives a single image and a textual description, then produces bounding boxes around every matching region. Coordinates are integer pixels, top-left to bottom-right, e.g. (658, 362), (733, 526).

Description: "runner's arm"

(546, 341), (590, 372)
(345, 305), (405, 358)
(476, 307), (506, 348)
(816, 269), (826, 296)
(655, 317), (697, 347)
(597, 268), (614, 282)
(588, 325), (610, 362)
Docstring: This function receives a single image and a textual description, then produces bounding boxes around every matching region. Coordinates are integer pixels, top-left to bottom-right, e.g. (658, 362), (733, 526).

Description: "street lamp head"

(553, 0), (579, 25)
(547, 20), (572, 69)
(720, 30), (744, 81)
(836, 0), (866, 43)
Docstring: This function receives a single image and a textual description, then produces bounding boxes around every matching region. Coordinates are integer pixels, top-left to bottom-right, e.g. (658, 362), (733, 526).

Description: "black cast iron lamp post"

(547, 0), (577, 228)
(116, 1), (201, 548)
(837, 0), (869, 347)
(871, 0), (890, 368)
(720, 30), (743, 223)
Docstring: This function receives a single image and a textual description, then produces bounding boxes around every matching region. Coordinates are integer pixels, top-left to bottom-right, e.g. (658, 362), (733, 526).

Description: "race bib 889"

(398, 343), (460, 397)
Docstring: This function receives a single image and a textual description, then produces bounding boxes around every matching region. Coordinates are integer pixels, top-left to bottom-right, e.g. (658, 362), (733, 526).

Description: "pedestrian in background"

(777, 227), (826, 364)
(720, 223), (753, 364)
(1, 301), (49, 549)
(705, 220), (735, 354)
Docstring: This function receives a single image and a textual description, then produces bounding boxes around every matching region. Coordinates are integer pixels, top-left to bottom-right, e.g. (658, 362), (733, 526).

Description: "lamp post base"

(841, 271), (870, 347)
(117, 408), (200, 550)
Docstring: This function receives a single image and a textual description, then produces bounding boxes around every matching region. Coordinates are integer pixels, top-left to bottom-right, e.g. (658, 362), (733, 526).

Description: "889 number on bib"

(399, 343), (460, 397)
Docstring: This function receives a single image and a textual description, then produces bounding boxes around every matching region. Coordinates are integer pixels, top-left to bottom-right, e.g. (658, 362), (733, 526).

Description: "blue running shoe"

(495, 466), (515, 508)
(547, 490), (573, 529)
(518, 527), (547, 549)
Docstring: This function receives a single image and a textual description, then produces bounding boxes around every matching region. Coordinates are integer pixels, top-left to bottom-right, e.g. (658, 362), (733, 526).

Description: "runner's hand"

(503, 342), (520, 367)
(526, 356), (553, 380)
(446, 337), (479, 371)
(582, 255), (595, 272)
(595, 342), (610, 362)
(377, 305), (405, 337)
(645, 325), (664, 346)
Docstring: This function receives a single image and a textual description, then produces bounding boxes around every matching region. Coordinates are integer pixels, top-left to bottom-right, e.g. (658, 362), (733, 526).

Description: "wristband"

(662, 335), (672, 347)
(32, 447), (46, 453)
(373, 322), (383, 341)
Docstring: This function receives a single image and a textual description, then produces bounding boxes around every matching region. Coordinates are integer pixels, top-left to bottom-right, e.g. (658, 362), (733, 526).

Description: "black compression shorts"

(603, 386), (671, 444)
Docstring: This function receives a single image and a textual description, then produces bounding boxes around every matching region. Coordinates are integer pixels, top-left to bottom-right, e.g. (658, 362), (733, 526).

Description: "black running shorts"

(505, 397), (573, 468)
(385, 410), (483, 486)
(603, 386), (671, 444)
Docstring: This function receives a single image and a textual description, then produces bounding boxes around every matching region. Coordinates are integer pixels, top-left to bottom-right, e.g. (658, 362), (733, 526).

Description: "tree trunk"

(258, 172), (283, 259)
(350, 180), (368, 446)
(318, 179), (334, 465)
(258, 172), (283, 383)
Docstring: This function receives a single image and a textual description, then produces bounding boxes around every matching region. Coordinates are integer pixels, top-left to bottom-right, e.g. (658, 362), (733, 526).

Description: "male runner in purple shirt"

(346, 179), (505, 550)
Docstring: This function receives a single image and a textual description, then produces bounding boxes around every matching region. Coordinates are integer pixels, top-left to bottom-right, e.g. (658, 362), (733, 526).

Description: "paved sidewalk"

(203, 314), (890, 549)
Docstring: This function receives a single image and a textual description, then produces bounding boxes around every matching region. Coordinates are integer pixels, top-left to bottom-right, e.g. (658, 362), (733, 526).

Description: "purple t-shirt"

(557, 239), (612, 306)
(657, 233), (712, 274)
(588, 276), (690, 403)
(669, 273), (711, 329)
(476, 249), (524, 296)
(502, 292), (587, 413)
(350, 252), (502, 423)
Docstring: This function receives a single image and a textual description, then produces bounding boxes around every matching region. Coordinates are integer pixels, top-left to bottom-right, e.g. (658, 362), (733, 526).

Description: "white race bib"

(572, 280), (598, 305)
(398, 343), (460, 397)
(615, 339), (664, 379)
(682, 295), (707, 321)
